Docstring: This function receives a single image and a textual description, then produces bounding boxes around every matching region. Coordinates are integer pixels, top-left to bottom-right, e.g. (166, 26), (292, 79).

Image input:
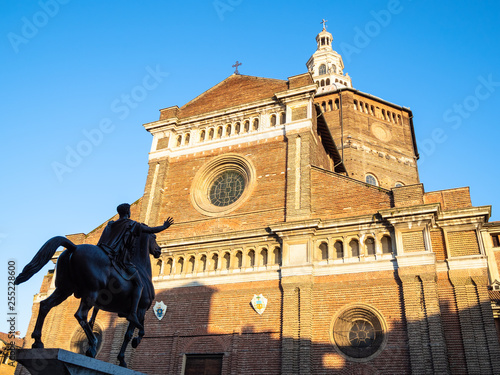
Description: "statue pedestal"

(14, 348), (146, 375)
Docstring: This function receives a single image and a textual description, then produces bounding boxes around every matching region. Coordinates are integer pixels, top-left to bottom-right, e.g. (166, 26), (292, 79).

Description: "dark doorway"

(184, 353), (223, 375)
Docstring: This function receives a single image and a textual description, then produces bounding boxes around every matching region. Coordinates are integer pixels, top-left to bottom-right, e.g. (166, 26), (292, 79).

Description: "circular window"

(191, 154), (256, 216)
(209, 171), (245, 207)
(330, 304), (387, 362)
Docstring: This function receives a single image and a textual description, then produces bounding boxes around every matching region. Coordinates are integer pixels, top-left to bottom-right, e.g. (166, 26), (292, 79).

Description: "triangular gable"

(178, 74), (288, 118)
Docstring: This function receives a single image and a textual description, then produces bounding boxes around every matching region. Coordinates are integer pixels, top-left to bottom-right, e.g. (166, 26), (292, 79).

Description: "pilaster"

(398, 267), (450, 374)
(449, 269), (500, 374)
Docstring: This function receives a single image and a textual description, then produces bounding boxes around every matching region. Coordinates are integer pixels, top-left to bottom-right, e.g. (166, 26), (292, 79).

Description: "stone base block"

(13, 348), (145, 375)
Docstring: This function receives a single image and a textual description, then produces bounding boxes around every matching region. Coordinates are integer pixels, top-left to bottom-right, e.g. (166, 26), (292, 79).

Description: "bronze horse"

(15, 231), (161, 367)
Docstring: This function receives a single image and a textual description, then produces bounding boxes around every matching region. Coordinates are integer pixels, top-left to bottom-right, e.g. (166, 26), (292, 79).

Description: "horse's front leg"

(74, 299), (98, 358)
(32, 288), (72, 348)
(131, 309), (146, 348)
(117, 322), (135, 368)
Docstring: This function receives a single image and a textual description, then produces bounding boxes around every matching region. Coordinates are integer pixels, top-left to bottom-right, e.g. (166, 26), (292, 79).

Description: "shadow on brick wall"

(15, 278), (500, 375)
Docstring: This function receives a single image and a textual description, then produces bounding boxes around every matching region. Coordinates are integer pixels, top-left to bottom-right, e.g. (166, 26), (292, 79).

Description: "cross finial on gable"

(232, 60), (242, 75)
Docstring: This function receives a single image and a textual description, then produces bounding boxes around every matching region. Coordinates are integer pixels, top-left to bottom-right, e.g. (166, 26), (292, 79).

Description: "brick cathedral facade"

(17, 26), (500, 374)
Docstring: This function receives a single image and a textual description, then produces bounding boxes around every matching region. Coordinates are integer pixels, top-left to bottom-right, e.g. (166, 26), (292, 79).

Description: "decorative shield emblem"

(154, 301), (167, 320)
(251, 294), (268, 315)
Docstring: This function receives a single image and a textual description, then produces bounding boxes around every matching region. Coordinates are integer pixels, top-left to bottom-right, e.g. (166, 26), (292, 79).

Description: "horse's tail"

(15, 236), (76, 285)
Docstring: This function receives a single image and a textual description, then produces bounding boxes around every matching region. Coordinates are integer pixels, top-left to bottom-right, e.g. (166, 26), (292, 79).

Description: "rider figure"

(97, 203), (173, 330)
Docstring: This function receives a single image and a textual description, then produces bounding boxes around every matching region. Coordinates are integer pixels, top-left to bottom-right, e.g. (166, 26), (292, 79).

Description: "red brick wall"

(312, 272), (411, 374)
(311, 167), (392, 219)
(316, 90), (419, 189)
(153, 138), (287, 240)
(424, 187), (472, 211)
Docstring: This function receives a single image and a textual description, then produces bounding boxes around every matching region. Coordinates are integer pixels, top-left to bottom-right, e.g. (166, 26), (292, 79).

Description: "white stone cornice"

(436, 206), (491, 225)
(159, 225), (277, 250)
(275, 84), (317, 101)
(378, 204), (440, 224)
(149, 126), (287, 160)
(153, 267), (280, 289)
(280, 264), (314, 277)
(446, 255), (488, 270)
(396, 252), (436, 268)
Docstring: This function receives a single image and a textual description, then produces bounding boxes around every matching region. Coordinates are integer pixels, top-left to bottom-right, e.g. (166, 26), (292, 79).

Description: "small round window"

(209, 171), (245, 207)
(330, 304), (387, 362)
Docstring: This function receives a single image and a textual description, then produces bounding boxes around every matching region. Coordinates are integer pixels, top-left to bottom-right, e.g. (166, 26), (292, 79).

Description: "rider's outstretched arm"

(141, 217), (174, 234)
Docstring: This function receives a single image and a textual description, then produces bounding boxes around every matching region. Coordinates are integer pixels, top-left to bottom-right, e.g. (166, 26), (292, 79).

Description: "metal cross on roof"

(321, 19), (328, 30)
(232, 60), (242, 75)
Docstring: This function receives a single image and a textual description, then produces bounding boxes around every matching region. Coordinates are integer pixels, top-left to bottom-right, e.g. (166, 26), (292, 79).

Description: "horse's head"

(148, 234), (162, 259)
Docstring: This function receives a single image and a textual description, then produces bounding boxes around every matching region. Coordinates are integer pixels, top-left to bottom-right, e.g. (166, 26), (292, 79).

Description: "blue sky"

(1, 1), (500, 336)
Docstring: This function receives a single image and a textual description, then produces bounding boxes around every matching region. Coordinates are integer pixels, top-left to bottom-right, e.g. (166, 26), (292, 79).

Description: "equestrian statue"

(15, 203), (173, 368)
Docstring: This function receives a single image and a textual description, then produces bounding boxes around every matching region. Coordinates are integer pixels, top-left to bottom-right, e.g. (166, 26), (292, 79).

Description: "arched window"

(334, 241), (344, 259)
(319, 242), (328, 260)
(200, 129), (206, 142)
(382, 109), (387, 120)
(208, 128), (214, 140)
(176, 257), (184, 274)
(184, 133), (190, 145)
(280, 112), (286, 124)
(244, 120), (250, 133)
(359, 101), (363, 111)
(326, 78), (330, 86)
(260, 248), (268, 266)
(365, 174), (378, 186)
(253, 119), (259, 131)
(199, 255), (207, 272)
(332, 65), (337, 73)
(321, 79), (325, 87)
(217, 126), (223, 138)
(153, 259), (162, 277)
(273, 247), (282, 265)
(319, 64), (327, 75)
(365, 103), (369, 113)
(322, 101), (326, 112)
(334, 99), (339, 110)
(328, 100), (333, 111)
(371, 105), (375, 116)
(354, 100), (358, 111)
(166, 258), (173, 275)
(211, 253), (218, 271)
(236, 251), (242, 268)
(248, 250), (255, 267)
(235, 122), (241, 134)
(349, 239), (359, 257)
(393, 113), (397, 123)
(188, 256), (195, 273)
(381, 236), (392, 254)
(226, 124), (232, 137)
(223, 252), (231, 269)
(176, 135), (182, 147)
(397, 114), (402, 124)
(365, 237), (376, 255)
(270, 114), (277, 126)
